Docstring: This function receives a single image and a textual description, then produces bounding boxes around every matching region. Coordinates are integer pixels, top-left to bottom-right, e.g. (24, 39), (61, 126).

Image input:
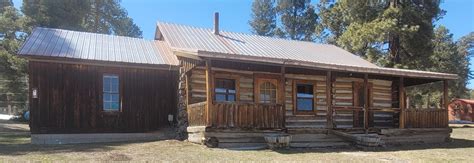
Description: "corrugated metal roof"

(156, 22), (457, 80)
(18, 27), (178, 66)
(157, 22), (379, 68)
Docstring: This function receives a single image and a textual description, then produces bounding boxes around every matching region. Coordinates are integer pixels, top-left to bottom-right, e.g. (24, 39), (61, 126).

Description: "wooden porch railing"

(403, 109), (448, 128)
(187, 102), (207, 126)
(209, 103), (285, 129)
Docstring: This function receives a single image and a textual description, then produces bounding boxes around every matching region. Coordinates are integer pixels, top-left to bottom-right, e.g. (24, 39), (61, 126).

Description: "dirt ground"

(0, 121), (473, 162)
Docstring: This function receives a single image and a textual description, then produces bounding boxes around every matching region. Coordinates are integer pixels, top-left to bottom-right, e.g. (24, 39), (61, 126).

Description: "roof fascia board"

(196, 50), (457, 80)
(25, 56), (178, 71)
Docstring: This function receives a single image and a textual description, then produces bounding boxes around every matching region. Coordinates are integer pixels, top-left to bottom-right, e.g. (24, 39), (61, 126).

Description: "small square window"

(214, 78), (236, 102)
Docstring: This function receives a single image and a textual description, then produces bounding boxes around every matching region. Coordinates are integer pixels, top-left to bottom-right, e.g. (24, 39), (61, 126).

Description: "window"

(215, 78), (236, 102)
(258, 80), (277, 104)
(103, 74), (120, 111)
(296, 84), (314, 111)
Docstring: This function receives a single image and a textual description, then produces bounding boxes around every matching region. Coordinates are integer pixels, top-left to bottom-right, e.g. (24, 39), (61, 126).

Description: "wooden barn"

(449, 99), (474, 123)
(19, 13), (457, 147)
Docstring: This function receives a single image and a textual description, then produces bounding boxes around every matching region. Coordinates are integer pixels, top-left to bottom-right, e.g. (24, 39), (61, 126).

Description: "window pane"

(103, 78), (110, 92)
(111, 79), (119, 93)
(111, 94), (119, 102)
(228, 95), (235, 101)
(215, 94), (226, 102)
(215, 88), (227, 93)
(111, 102), (120, 110)
(228, 89), (236, 94)
(103, 94), (109, 102)
(297, 98), (313, 111)
(104, 102), (111, 110)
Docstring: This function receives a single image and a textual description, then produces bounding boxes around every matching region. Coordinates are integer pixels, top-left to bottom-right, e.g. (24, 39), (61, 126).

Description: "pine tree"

(0, 1), (28, 112)
(276, 0), (318, 41)
(21, 0), (142, 38)
(249, 0), (276, 36)
(83, 0), (142, 37)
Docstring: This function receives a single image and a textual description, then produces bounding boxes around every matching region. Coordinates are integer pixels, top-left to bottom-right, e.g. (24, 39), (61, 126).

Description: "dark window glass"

(214, 78), (236, 102)
(103, 75), (120, 111)
(296, 84), (314, 111)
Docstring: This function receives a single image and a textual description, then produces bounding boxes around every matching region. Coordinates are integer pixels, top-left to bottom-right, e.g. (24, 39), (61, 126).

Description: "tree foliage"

(249, 0), (318, 41)
(249, 0), (277, 36)
(0, 1), (28, 110)
(21, 0), (142, 37)
(251, 0), (472, 105)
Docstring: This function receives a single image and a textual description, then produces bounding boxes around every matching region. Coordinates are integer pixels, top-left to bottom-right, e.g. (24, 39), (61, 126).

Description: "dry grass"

(0, 124), (473, 162)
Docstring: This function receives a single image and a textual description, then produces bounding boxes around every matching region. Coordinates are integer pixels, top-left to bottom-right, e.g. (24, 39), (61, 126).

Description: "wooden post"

(444, 80), (449, 128)
(443, 80), (449, 109)
(326, 71), (333, 129)
(399, 77), (405, 129)
(363, 74), (369, 130)
(205, 59), (213, 126)
(280, 66), (286, 127)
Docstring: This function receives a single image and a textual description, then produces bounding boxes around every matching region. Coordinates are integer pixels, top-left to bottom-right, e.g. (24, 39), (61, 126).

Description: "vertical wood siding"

(29, 61), (178, 134)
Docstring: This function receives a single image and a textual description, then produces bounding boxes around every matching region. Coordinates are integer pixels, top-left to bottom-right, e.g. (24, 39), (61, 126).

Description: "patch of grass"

(0, 134), (30, 144)
(0, 127), (473, 162)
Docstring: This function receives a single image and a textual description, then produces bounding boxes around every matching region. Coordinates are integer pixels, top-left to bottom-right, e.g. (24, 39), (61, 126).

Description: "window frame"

(254, 74), (280, 104)
(293, 80), (317, 114)
(213, 73), (240, 103)
(102, 73), (121, 112)
(214, 78), (237, 102)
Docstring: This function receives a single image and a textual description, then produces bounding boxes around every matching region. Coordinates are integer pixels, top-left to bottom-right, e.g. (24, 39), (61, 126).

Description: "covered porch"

(182, 58), (453, 148)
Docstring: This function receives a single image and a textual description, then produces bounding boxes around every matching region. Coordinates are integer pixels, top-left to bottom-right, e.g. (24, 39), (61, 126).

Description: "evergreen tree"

(83, 0), (142, 37)
(407, 27), (472, 108)
(249, 0), (276, 36)
(276, 0), (318, 41)
(318, 0), (443, 68)
(21, 0), (142, 38)
(0, 1), (28, 111)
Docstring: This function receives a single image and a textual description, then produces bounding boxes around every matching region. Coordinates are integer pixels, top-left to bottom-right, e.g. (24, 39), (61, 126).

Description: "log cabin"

(19, 13), (456, 147)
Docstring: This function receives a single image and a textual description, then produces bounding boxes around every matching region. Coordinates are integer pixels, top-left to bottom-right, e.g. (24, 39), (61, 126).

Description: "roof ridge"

(156, 21), (333, 46)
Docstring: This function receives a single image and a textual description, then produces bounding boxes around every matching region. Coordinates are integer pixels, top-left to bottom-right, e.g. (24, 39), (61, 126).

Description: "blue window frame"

(103, 74), (120, 111)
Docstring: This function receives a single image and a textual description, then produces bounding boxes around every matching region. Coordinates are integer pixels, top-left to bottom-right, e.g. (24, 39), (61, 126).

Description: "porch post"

(443, 80), (449, 110)
(363, 74), (369, 130)
(205, 59), (213, 126)
(280, 66), (286, 128)
(399, 77), (405, 129)
(326, 71), (333, 129)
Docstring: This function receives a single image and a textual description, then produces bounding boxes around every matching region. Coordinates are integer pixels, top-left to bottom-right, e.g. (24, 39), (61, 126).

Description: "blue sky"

(12, 0), (474, 87)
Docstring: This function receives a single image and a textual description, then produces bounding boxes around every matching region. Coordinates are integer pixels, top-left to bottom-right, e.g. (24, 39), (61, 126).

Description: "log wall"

(29, 61), (178, 134)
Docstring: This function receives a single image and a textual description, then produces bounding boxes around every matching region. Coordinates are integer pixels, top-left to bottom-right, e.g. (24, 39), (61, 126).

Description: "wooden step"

(290, 142), (351, 148)
(286, 123), (326, 129)
(290, 134), (346, 142)
(218, 142), (268, 149)
(286, 119), (327, 123)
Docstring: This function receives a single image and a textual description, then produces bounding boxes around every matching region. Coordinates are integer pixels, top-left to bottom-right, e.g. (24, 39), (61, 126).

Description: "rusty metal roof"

(18, 27), (178, 66)
(156, 22), (457, 80)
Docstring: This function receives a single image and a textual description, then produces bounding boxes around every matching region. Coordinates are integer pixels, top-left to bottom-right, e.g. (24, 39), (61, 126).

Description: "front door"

(353, 82), (373, 128)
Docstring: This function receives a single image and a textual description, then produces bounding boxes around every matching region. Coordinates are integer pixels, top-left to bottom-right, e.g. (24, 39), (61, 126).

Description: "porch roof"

(156, 22), (457, 80)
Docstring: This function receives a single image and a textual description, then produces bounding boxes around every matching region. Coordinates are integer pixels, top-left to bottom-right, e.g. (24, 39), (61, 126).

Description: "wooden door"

(353, 82), (373, 128)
